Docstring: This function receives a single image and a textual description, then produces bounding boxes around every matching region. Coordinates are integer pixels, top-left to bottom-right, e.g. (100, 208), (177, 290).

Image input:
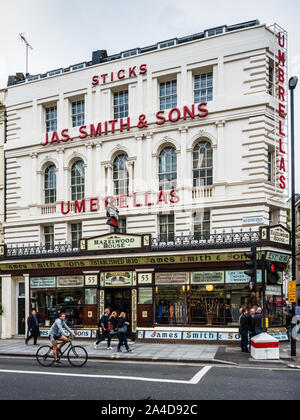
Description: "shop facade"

(1, 21), (291, 342)
(0, 226), (291, 342)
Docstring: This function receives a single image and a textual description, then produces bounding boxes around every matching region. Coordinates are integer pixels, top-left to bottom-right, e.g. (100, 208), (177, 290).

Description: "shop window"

(159, 80), (177, 110)
(194, 73), (213, 103)
(44, 225), (54, 250)
(113, 90), (129, 119)
(56, 288), (84, 326)
(159, 214), (174, 242)
(265, 290), (283, 327)
(190, 285), (225, 325)
(85, 289), (97, 305)
(45, 106), (57, 132)
(193, 141), (213, 187)
(139, 288), (153, 305)
(71, 223), (82, 249)
(71, 160), (85, 200)
(158, 147), (177, 191)
(155, 286), (187, 325)
(224, 284), (260, 326)
(72, 100), (85, 127)
(113, 154), (129, 195)
(44, 165), (57, 204)
(31, 289), (57, 326)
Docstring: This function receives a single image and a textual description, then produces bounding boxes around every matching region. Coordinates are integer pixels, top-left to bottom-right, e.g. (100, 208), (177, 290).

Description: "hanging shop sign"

(288, 281), (296, 303)
(269, 226), (290, 245)
(191, 272), (224, 284)
(101, 271), (133, 287)
(155, 272), (189, 285)
(57, 275), (84, 288)
(40, 103), (208, 147)
(81, 233), (150, 252)
(226, 270), (262, 284)
(30, 277), (56, 289)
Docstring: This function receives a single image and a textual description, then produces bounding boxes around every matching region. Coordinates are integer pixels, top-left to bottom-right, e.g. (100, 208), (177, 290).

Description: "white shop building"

(0, 20), (291, 342)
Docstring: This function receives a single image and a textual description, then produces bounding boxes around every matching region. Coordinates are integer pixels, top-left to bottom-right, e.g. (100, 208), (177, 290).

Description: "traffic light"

(244, 246), (257, 292)
(266, 261), (279, 285)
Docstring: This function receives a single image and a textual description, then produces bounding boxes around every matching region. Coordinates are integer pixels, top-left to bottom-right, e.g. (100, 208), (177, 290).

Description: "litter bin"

(250, 333), (279, 360)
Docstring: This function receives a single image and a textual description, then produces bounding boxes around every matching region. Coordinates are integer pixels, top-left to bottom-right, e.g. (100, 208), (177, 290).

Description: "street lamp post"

(289, 76), (298, 357)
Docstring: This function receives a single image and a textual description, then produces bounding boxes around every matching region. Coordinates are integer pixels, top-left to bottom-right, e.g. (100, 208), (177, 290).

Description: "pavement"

(0, 337), (299, 368)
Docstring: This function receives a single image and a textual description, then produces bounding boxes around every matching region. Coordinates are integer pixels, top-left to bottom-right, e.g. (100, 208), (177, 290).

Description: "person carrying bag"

(117, 312), (132, 353)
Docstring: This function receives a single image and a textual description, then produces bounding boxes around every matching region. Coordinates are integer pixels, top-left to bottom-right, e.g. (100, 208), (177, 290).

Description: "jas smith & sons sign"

(0, 251), (257, 272)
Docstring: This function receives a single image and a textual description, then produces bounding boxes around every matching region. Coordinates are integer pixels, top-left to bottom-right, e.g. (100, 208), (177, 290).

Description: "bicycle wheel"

(36, 345), (54, 367)
(67, 345), (88, 367)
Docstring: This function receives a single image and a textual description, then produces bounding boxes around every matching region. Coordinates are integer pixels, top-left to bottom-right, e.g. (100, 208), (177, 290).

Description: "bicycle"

(36, 335), (88, 367)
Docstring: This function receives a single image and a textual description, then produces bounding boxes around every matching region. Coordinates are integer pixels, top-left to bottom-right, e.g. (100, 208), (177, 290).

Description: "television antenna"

(19, 33), (33, 76)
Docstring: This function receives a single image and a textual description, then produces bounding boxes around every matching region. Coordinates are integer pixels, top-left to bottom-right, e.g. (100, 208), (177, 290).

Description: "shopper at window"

(239, 308), (250, 353)
(25, 309), (40, 346)
(94, 308), (112, 350)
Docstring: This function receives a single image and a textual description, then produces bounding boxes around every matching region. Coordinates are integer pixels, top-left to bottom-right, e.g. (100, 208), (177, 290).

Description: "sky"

(0, 0), (299, 191)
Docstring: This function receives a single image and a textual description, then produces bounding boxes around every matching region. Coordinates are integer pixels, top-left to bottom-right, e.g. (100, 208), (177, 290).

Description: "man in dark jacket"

(239, 308), (250, 353)
(254, 307), (263, 335)
(25, 309), (40, 345)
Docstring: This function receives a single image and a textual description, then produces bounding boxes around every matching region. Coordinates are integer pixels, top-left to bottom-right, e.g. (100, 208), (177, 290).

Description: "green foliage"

(0, 303), (3, 316)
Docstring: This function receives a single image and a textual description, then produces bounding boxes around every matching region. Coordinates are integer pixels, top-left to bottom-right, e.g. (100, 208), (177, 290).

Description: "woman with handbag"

(117, 312), (133, 353)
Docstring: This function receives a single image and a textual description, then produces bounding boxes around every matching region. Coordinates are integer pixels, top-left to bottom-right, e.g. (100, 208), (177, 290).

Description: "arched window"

(71, 160), (85, 200)
(158, 147), (177, 191)
(113, 154), (129, 195)
(193, 141), (213, 187)
(44, 165), (56, 204)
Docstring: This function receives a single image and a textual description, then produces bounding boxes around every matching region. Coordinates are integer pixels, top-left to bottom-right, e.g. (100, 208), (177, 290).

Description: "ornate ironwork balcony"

(2, 229), (260, 259)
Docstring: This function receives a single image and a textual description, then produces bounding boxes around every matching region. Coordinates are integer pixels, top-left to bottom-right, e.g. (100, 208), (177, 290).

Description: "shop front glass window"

(155, 286), (187, 325)
(85, 289), (97, 305)
(190, 285), (225, 325)
(56, 289), (84, 326)
(224, 284), (260, 326)
(265, 292), (283, 327)
(31, 289), (57, 326)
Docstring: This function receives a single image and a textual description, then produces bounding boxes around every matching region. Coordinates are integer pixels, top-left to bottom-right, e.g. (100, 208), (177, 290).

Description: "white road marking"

(0, 366), (212, 385)
(190, 365), (212, 384)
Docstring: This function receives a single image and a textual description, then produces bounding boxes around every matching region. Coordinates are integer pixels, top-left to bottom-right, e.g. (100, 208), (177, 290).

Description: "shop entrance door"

(105, 288), (131, 331)
(17, 282), (25, 335)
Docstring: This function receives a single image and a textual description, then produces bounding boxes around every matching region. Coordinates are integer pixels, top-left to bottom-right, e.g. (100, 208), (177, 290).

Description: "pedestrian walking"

(254, 307), (263, 335)
(239, 308), (250, 353)
(248, 307), (256, 340)
(25, 309), (40, 345)
(285, 309), (293, 341)
(108, 311), (119, 337)
(94, 308), (112, 350)
(117, 312), (132, 353)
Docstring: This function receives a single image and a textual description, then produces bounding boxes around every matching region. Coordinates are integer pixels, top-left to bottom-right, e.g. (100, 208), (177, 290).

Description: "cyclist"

(49, 312), (76, 364)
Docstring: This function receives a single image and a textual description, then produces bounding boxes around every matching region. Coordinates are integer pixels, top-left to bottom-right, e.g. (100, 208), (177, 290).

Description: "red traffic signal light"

(266, 261), (279, 285)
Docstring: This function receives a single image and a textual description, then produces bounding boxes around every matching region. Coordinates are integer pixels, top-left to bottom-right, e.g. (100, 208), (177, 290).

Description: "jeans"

(118, 332), (129, 351)
(96, 329), (111, 347)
